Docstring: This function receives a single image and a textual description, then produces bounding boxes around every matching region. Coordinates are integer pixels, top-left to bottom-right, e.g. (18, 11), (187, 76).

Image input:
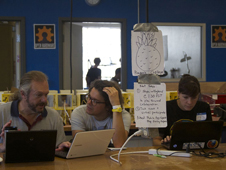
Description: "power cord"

(110, 129), (146, 165)
(155, 146), (190, 157)
(110, 130), (194, 165)
(190, 142), (226, 158)
(191, 150), (226, 158)
(110, 150), (149, 165)
(64, 101), (71, 124)
(185, 143), (190, 153)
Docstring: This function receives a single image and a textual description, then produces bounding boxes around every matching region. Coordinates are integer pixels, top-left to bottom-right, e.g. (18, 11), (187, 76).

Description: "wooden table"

(64, 124), (138, 132)
(1, 144), (226, 170)
(64, 125), (72, 132)
(64, 122), (226, 131)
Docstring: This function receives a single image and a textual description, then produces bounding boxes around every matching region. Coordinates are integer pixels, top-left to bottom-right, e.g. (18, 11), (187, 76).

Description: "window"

(61, 19), (126, 92)
(152, 23), (206, 82)
(82, 25), (121, 88)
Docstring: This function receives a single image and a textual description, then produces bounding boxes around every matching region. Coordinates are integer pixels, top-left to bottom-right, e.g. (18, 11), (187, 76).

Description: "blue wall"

(0, 0), (226, 90)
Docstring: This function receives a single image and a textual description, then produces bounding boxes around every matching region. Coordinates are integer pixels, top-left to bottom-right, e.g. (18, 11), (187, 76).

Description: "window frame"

(152, 22), (206, 82)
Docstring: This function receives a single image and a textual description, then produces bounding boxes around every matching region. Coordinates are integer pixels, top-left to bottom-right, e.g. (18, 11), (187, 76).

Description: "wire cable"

(64, 101), (71, 124)
(137, 0), (140, 23)
(156, 146), (187, 156)
(110, 130), (143, 165)
(110, 151), (149, 164)
(146, 0), (148, 23)
(70, 0), (73, 94)
(110, 131), (194, 165)
(191, 150), (226, 158)
(190, 142), (226, 158)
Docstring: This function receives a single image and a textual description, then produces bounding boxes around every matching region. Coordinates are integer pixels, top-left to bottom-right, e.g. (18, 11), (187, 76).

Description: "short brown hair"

(94, 58), (101, 65)
(178, 74), (200, 98)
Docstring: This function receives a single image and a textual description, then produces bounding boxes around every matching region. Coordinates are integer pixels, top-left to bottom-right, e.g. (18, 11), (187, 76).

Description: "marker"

(153, 154), (166, 158)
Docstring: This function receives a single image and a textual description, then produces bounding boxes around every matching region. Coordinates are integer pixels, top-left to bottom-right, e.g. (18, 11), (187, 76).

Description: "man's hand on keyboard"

(56, 141), (71, 151)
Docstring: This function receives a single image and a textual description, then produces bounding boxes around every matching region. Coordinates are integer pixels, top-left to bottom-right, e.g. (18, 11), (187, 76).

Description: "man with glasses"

(71, 80), (131, 148)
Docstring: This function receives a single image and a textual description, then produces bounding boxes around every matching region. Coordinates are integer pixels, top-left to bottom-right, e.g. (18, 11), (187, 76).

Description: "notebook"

(55, 129), (115, 159)
(4, 130), (57, 163)
(162, 121), (224, 150)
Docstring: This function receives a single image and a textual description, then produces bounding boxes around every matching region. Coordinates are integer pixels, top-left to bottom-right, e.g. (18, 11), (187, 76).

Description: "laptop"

(55, 129), (115, 159)
(4, 130), (57, 163)
(162, 121), (224, 150)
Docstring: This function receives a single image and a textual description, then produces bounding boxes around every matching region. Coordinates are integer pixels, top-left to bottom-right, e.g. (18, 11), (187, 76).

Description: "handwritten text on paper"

(134, 83), (167, 128)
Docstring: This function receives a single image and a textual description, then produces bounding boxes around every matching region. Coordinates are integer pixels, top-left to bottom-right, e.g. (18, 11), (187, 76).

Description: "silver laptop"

(55, 129), (115, 159)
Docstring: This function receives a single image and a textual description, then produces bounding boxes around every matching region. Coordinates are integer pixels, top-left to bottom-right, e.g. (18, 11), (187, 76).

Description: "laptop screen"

(5, 130), (57, 163)
(167, 121), (224, 150)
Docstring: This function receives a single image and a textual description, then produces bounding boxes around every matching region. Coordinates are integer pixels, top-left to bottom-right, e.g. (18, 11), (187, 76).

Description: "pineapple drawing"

(136, 32), (161, 71)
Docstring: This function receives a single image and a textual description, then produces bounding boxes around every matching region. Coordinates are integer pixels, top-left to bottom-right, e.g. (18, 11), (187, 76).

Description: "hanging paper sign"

(134, 82), (167, 128)
(131, 31), (164, 76)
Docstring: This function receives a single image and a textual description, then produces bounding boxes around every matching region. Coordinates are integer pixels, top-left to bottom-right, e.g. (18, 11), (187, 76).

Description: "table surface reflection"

(1, 144), (226, 170)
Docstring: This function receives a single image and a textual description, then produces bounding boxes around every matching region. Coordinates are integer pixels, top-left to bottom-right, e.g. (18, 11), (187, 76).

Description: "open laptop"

(55, 129), (115, 159)
(4, 130), (57, 163)
(162, 121), (224, 150)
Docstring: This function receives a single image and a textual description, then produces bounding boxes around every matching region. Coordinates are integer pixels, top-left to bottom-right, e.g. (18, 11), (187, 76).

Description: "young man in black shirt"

(86, 58), (101, 88)
(111, 68), (121, 84)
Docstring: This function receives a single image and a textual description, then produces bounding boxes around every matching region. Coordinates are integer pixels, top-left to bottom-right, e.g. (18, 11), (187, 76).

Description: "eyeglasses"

(86, 95), (105, 106)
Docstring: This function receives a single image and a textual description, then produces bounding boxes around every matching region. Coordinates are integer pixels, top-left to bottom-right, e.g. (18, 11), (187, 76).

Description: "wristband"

(112, 105), (121, 109)
(112, 106), (122, 113)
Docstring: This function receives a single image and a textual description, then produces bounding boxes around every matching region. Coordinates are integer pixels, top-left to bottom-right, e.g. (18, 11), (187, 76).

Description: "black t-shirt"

(86, 68), (101, 86)
(159, 99), (212, 138)
(110, 77), (119, 83)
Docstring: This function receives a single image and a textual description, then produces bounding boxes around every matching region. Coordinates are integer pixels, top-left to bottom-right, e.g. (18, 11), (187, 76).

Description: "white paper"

(212, 94), (218, 100)
(134, 83), (167, 128)
(131, 31), (164, 76)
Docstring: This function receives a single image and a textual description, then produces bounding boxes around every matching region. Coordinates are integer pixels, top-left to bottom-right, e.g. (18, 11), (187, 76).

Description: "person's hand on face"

(103, 87), (120, 106)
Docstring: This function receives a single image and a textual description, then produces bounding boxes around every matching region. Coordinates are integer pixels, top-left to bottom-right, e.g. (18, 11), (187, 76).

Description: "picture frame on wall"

(34, 24), (56, 49)
(211, 25), (226, 48)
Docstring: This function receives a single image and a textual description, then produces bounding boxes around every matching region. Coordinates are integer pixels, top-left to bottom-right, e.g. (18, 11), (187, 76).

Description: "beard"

(26, 96), (47, 113)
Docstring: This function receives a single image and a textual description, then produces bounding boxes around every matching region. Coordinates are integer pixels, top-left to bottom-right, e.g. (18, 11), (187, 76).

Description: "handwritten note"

(134, 83), (167, 128)
(131, 31), (164, 76)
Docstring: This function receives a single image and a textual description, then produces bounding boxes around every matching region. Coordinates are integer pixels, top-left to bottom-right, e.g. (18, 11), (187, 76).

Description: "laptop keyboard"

(55, 150), (68, 158)
(161, 141), (170, 149)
